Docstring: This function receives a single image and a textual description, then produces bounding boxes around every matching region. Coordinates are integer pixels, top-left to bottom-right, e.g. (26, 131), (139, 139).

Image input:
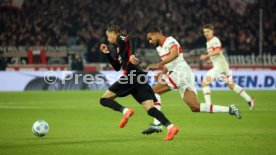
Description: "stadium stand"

(0, 0), (275, 70)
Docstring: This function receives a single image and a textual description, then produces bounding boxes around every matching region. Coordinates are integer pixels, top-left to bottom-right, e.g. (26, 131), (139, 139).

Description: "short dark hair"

(203, 24), (214, 31)
(147, 26), (161, 34)
(106, 25), (121, 34)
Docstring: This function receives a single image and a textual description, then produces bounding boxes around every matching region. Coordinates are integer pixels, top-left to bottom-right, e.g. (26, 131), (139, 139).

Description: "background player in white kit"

(199, 24), (255, 111)
(142, 26), (241, 135)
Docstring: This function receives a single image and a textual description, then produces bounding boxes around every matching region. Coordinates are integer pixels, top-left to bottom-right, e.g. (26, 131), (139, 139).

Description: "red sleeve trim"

(179, 47), (183, 54)
(160, 52), (170, 58)
(212, 46), (222, 51)
(169, 44), (177, 49)
(170, 44), (183, 54)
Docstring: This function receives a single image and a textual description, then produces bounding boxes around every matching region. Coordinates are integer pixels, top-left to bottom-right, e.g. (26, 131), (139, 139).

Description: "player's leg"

(181, 87), (242, 119)
(100, 90), (122, 112)
(141, 99), (171, 127)
(152, 82), (171, 123)
(99, 81), (135, 128)
(142, 82), (171, 134)
(131, 84), (179, 140)
(182, 87), (225, 113)
(226, 77), (255, 110)
(141, 99), (179, 140)
(152, 70), (181, 116)
(201, 69), (215, 105)
(153, 81), (171, 115)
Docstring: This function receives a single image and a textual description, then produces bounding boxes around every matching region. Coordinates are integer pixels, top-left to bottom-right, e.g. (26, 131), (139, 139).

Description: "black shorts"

(109, 75), (157, 103)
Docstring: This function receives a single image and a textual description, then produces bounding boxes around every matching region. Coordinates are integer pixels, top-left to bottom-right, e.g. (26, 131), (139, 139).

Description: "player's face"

(106, 31), (117, 44)
(147, 33), (160, 47)
(203, 28), (214, 40)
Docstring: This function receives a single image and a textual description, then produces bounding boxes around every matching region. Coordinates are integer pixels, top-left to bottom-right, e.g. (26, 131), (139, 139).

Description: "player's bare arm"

(200, 48), (220, 60)
(158, 46), (179, 66)
(154, 67), (168, 80)
(162, 66), (168, 74)
(147, 46), (178, 70)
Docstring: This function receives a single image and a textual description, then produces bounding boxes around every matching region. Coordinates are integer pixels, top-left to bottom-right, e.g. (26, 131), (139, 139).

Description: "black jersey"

(105, 35), (157, 102)
(105, 35), (145, 75)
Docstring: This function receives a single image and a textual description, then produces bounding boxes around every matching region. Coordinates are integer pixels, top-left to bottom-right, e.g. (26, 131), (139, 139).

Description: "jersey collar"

(207, 35), (215, 42)
(161, 37), (167, 47)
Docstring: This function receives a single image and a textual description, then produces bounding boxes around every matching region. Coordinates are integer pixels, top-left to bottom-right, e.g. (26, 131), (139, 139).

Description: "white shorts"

(205, 67), (232, 83)
(161, 65), (197, 98)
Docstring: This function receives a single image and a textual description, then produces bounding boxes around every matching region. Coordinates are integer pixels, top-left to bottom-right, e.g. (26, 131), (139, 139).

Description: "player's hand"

(154, 72), (163, 80)
(129, 55), (139, 65)
(205, 59), (211, 65)
(200, 54), (208, 60)
(146, 64), (160, 71)
(100, 44), (109, 53)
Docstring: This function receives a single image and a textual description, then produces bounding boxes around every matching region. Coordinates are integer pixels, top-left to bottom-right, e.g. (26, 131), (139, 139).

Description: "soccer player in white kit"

(142, 26), (241, 135)
(200, 24), (255, 111)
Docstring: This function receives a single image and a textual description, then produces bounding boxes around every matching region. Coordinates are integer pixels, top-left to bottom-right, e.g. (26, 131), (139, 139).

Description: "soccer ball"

(32, 120), (49, 137)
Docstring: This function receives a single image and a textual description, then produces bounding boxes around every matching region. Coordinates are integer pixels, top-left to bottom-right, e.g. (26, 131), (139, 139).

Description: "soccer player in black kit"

(99, 25), (179, 141)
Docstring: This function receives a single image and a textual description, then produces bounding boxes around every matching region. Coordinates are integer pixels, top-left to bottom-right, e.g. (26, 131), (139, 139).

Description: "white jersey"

(156, 37), (196, 97)
(156, 36), (189, 71)
(206, 36), (229, 70)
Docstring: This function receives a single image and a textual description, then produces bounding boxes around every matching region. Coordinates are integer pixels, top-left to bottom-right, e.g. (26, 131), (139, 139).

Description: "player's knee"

(99, 98), (109, 107)
(202, 76), (212, 86)
(190, 106), (200, 112)
(201, 81), (208, 87)
(187, 103), (200, 112)
(227, 82), (235, 89)
(153, 88), (161, 95)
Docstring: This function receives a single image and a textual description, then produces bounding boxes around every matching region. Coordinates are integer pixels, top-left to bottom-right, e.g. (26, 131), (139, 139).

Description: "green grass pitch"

(0, 90), (276, 155)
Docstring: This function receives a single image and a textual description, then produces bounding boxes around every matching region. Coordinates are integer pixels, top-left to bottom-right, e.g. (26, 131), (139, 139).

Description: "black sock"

(100, 98), (125, 113)
(147, 107), (172, 127)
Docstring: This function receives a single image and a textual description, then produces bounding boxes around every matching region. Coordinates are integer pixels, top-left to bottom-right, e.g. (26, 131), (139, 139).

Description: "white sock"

(200, 103), (229, 113)
(202, 86), (211, 105)
(153, 94), (161, 125)
(213, 105), (229, 112)
(167, 124), (174, 129)
(123, 108), (129, 115)
(233, 84), (252, 102)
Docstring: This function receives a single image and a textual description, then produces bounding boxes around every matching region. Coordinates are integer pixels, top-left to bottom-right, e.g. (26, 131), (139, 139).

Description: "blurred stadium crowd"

(0, 0), (275, 63)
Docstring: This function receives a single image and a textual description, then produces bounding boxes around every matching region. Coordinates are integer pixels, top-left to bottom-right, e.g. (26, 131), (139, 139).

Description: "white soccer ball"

(32, 120), (49, 137)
